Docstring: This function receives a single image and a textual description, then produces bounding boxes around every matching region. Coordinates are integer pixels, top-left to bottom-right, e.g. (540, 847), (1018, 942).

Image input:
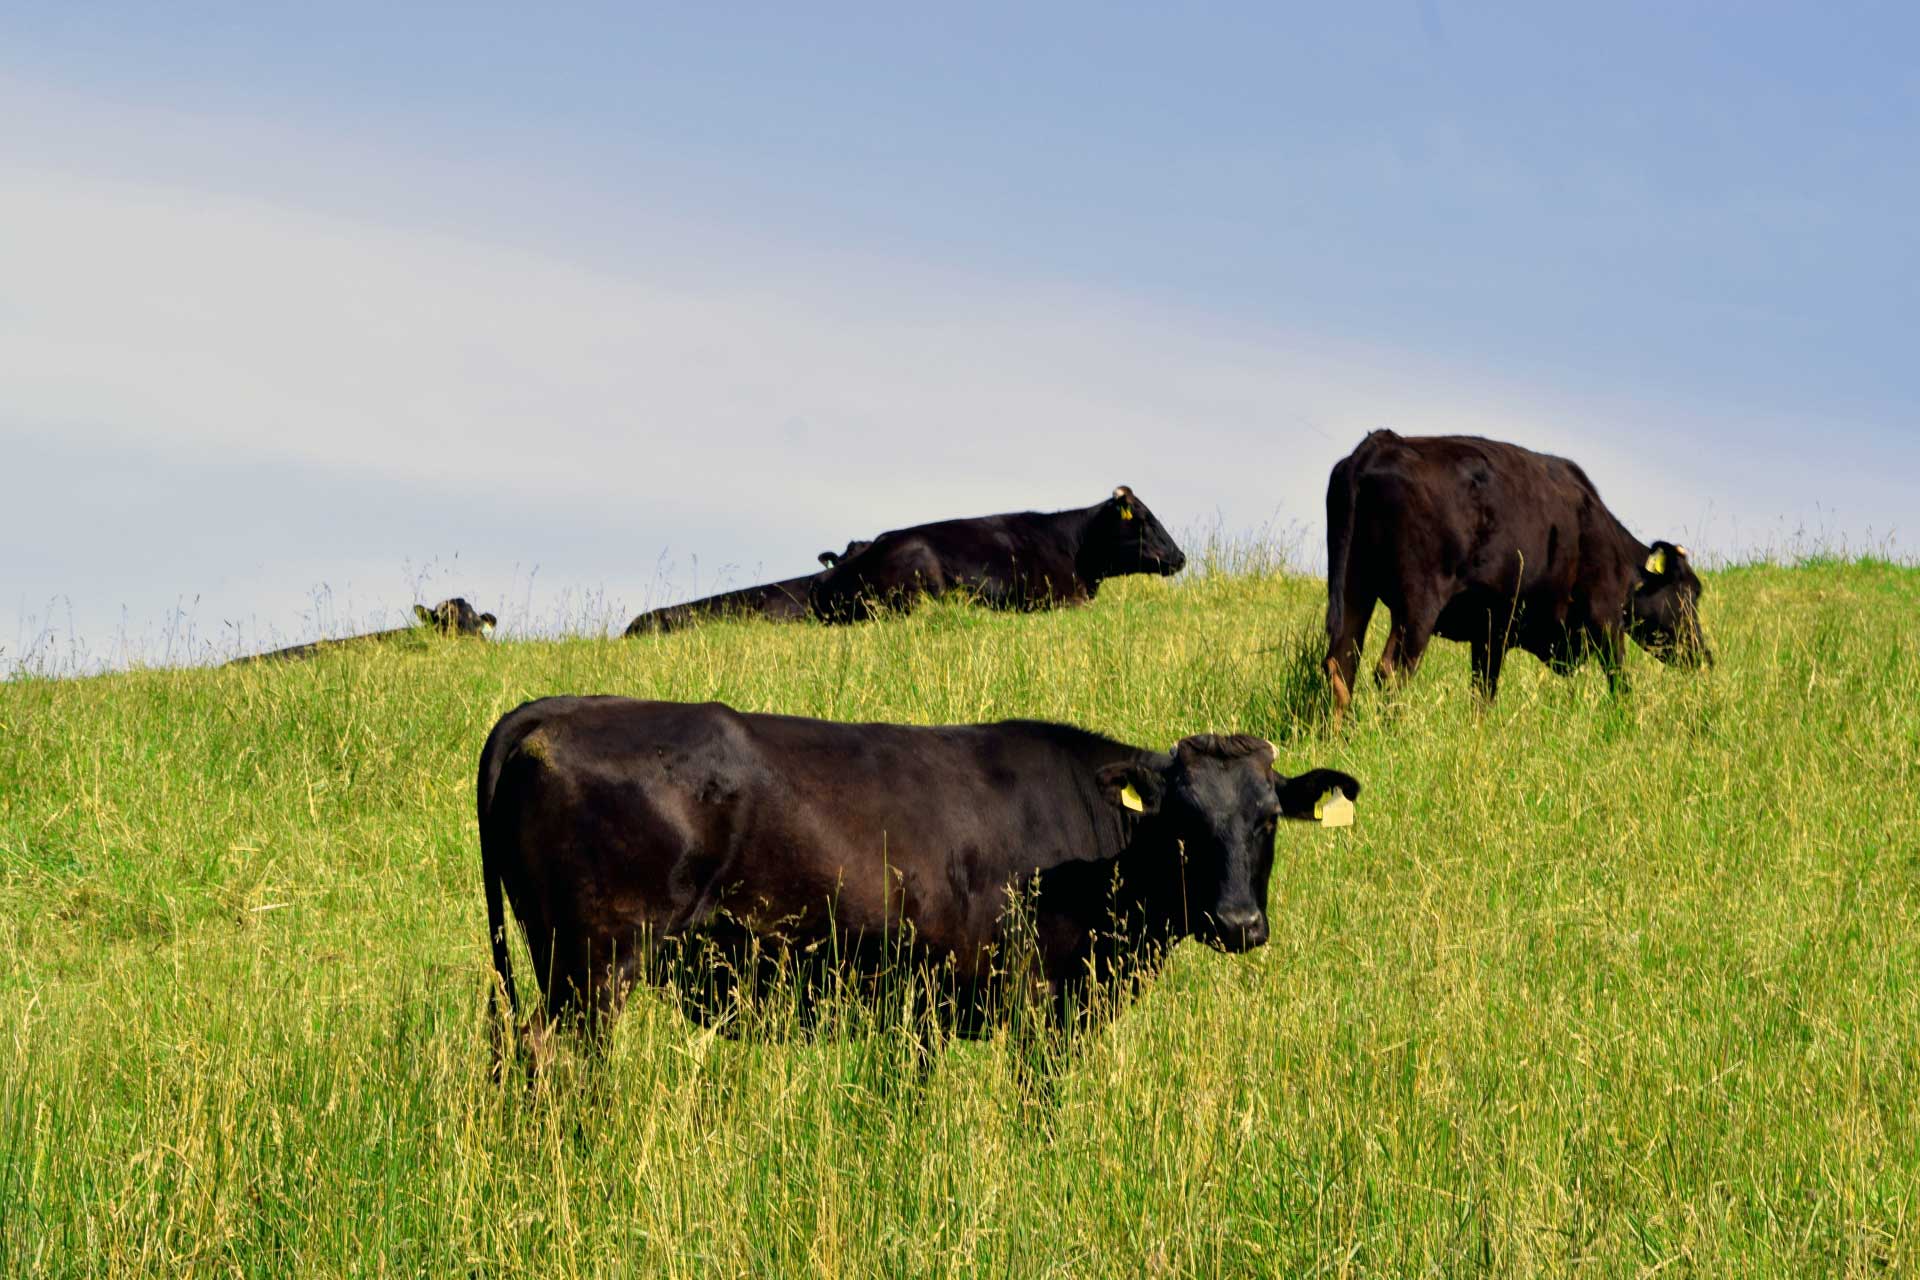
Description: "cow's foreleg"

(1470, 634), (1507, 702)
(1596, 625), (1632, 696)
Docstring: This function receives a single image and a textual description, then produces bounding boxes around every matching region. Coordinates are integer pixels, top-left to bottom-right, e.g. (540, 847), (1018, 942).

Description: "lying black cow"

(477, 697), (1358, 1047)
(231, 597), (498, 665)
(623, 541), (872, 637)
(808, 486), (1186, 623)
(1323, 430), (1710, 710)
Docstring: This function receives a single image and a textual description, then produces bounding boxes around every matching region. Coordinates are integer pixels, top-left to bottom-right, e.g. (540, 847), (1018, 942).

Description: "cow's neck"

(1596, 506), (1650, 567)
(1059, 503), (1113, 592)
(1032, 819), (1184, 945)
(1110, 832), (1190, 943)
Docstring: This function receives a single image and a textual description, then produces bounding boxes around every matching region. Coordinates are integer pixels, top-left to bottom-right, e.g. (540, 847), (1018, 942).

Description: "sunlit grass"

(1, 559), (1916, 1275)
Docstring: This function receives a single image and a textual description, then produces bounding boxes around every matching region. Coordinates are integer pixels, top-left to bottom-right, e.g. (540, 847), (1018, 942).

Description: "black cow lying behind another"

(230, 597), (497, 665)
(477, 697), (1358, 1054)
(622, 541), (872, 637)
(1323, 430), (1710, 712)
(809, 486), (1186, 623)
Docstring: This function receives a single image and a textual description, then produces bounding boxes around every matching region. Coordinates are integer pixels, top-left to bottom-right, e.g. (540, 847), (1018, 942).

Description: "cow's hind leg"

(1324, 592), (1376, 722)
(579, 931), (661, 1052)
(1373, 620), (1404, 688)
(498, 926), (564, 1082)
(526, 933), (630, 1068)
(1380, 593), (1445, 695)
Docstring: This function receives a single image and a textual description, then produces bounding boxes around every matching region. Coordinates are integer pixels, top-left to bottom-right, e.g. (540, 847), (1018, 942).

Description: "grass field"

(2, 557), (1916, 1276)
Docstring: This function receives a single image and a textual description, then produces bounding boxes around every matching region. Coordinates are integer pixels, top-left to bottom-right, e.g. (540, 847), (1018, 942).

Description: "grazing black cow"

(808, 487), (1186, 623)
(1323, 430), (1710, 711)
(477, 697), (1358, 1046)
(623, 541), (873, 637)
(231, 597), (498, 665)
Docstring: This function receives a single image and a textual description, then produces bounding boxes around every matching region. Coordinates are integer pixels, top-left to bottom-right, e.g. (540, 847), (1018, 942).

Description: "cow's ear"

(1642, 540), (1689, 580)
(413, 604), (435, 626)
(1274, 768), (1361, 823)
(479, 613), (498, 637)
(1097, 761), (1163, 816)
(818, 550), (839, 567)
(1110, 485), (1137, 522)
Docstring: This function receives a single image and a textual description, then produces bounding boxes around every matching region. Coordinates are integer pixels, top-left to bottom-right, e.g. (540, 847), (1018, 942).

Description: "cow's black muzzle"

(1204, 909), (1268, 952)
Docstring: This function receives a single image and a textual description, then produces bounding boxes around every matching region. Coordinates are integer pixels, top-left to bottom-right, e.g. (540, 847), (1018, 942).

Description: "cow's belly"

(700, 825), (999, 973)
(1433, 592), (1500, 642)
(1434, 586), (1571, 644)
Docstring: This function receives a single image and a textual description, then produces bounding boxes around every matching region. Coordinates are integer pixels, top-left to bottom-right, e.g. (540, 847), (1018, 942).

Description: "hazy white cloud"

(1, 81), (1902, 671)
(0, 168), (1693, 517)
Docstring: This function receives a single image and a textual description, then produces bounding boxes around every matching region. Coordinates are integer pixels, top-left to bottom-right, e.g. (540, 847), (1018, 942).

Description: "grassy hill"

(2, 559), (1916, 1276)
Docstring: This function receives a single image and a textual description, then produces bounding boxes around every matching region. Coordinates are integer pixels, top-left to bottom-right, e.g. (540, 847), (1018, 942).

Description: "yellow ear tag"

(1314, 788), (1355, 828)
(1645, 549), (1667, 575)
(1119, 782), (1145, 813)
(1120, 507), (1135, 521)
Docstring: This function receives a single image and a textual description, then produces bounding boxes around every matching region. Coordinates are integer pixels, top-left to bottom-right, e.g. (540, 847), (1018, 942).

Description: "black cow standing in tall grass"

(809, 486), (1186, 623)
(230, 597), (497, 666)
(476, 697), (1358, 1056)
(623, 541), (872, 637)
(1322, 430), (1711, 713)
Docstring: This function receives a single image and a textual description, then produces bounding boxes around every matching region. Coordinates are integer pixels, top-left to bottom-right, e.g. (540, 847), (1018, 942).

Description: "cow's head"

(1083, 486), (1186, 579)
(817, 539), (874, 569)
(1097, 735), (1359, 951)
(413, 598), (498, 638)
(1629, 542), (1709, 667)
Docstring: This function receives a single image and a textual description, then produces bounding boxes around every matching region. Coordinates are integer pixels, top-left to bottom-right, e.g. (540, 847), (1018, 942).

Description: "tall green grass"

(1, 560), (1916, 1275)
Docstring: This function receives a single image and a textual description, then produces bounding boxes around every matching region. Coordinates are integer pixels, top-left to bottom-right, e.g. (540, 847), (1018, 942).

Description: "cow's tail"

(1324, 449), (1361, 644)
(476, 706), (532, 1032)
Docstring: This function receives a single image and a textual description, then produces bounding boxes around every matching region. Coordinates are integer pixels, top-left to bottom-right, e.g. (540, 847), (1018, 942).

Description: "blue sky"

(4, 4), (1915, 670)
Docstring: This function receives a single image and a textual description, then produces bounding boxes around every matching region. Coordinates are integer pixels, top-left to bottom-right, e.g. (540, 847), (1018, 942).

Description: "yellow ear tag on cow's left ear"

(1645, 549), (1667, 575)
(1314, 788), (1355, 828)
(1120, 506), (1135, 521)
(1119, 782), (1145, 813)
